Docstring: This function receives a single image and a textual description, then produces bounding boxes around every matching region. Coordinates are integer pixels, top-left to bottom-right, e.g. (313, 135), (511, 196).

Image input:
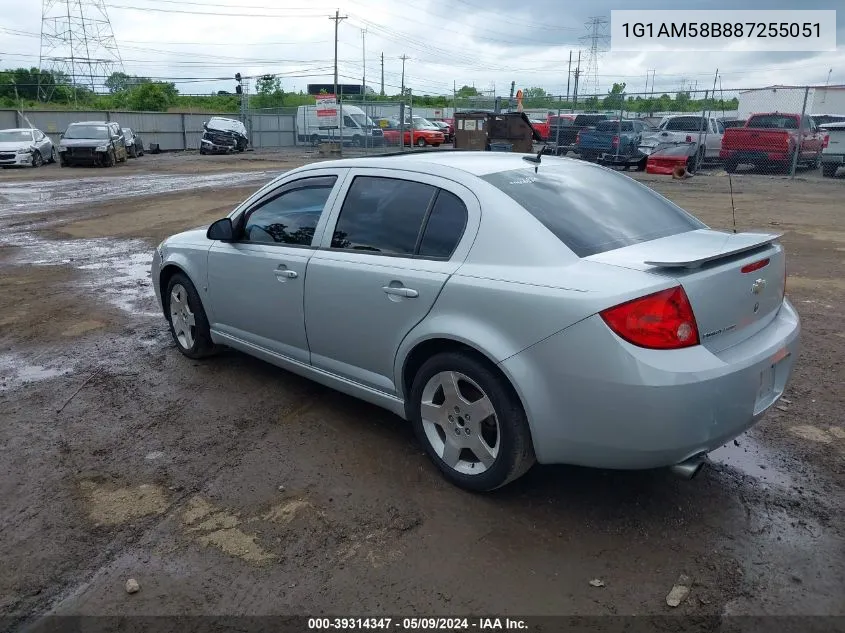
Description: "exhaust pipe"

(669, 453), (707, 480)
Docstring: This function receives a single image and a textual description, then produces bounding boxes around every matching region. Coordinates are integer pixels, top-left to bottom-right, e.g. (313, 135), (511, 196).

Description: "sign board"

(433, 109), (442, 118)
(315, 93), (339, 129)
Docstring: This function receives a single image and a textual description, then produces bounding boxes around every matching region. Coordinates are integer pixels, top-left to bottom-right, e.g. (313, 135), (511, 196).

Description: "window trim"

(325, 174), (470, 261)
(237, 175), (339, 248)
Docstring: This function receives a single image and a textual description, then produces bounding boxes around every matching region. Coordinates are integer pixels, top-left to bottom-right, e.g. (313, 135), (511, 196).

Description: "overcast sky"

(1, 0), (843, 98)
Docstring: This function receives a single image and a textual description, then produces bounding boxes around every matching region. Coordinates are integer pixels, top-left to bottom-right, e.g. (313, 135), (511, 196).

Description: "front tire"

(129, 144), (137, 158)
(416, 137), (426, 147)
(410, 352), (535, 492)
(32, 150), (43, 167)
(164, 273), (217, 359)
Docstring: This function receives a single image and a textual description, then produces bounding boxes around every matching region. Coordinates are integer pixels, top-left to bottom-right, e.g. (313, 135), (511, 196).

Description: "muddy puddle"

(0, 350), (76, 392)
(1, 232), (156, 317)
(0, 171), (276, 218)
(709, 432), (795, 490)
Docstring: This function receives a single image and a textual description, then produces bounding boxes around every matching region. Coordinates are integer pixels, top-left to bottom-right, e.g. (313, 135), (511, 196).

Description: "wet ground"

(0, 152), (843, 629)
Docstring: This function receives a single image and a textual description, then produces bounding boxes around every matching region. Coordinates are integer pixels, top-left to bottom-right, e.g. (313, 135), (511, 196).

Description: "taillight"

(823, 134), (830, 148)
(611, 135), (619, 147)
(741, 258), (770, 273)
(600, 286), (699, 350)
(576, 132), (581, 144)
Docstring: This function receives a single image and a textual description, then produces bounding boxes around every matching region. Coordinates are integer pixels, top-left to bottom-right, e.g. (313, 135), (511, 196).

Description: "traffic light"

(235, 73), (243, 95)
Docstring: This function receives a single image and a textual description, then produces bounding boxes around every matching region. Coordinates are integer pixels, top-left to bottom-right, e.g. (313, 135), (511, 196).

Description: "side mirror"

(207, 217), (234, 241)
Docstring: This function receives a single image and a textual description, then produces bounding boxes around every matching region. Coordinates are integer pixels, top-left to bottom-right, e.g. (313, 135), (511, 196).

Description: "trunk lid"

(588, 229), (786, 352)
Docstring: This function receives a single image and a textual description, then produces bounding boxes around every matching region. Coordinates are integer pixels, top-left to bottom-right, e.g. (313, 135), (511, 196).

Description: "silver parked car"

(0, 127), (57, 167)
(152, 152), (800, 491)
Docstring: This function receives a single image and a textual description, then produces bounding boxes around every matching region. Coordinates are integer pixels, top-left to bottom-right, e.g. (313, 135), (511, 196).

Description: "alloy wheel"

(420, 371), (500, 475)
(169, 283), (196, 350)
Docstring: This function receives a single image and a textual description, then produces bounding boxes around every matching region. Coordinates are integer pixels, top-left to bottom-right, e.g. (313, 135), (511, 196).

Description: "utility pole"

(453, 79), (457, 115)
(566, 50), (572, 104)
(380, 52), (384, 96)
(329, 9), (347, 98)
(361, 28), (366, 96)
(573, 50), (581, 109)
(399, 54), (409, 96)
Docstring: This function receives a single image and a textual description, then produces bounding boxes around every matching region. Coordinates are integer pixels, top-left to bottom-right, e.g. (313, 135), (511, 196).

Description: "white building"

(737, 85), (845, 119)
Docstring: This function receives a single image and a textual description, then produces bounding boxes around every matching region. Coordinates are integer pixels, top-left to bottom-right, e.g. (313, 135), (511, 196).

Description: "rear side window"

(482, 166), (706, 257)
(331, 176), (468, 258)
(332, 176), (436, 255)
(418, 191), (468, 258)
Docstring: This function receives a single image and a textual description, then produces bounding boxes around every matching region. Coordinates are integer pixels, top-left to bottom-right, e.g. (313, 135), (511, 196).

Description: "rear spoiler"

(644, 232), (783, 269)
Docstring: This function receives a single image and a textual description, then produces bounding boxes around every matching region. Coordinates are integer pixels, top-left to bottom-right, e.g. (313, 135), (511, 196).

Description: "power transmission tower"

(399, 54), (409, 96)
(329, 9), (347, 98)
(578, 16), (609, 97)
(38, 0), (124, 101)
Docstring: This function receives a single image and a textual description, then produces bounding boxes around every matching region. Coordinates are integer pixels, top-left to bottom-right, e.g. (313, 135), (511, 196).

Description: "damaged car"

(200, 117), (249, 155)
(58, 121), (128, 167)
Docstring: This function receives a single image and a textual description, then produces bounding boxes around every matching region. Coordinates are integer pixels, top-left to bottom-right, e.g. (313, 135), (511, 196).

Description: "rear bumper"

(720, 149), (790, 162)
(500, 298), (800, 469)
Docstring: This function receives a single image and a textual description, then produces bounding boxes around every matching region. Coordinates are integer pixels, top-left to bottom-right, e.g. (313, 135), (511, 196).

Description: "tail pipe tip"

(669, 453), (708, 480)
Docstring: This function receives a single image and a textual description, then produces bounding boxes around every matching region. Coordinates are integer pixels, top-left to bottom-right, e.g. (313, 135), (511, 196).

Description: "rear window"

(595, 120), (633, 132)
(664, 117), (707, 132)
(747, 115), (798, 129)
(575, 115), (607, 126)
(482, 165), (706, 257)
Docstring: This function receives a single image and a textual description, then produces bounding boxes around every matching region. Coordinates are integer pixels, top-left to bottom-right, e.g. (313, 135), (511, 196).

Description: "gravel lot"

(1, 150), (843, 630)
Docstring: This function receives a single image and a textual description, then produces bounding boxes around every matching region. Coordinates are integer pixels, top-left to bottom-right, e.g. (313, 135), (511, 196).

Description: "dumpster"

(454, 111), (541, 152)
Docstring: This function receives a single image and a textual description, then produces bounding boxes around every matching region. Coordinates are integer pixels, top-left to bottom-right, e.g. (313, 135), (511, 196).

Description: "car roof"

(301, 150), (590, 177)
(0, 128), (35, 132)
(68, 121), (111, 125)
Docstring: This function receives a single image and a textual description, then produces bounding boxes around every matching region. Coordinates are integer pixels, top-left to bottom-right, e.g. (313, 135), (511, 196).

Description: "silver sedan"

(151, 152), (800, 491)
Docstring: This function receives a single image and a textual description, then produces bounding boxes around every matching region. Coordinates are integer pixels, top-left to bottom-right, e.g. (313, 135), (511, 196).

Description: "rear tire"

(822, 163), (838, 177)
(49, 147), (58, 163)
(410, 351), (535, 492)
(724, 157), (738, 173)
(164, 273), (217, 359)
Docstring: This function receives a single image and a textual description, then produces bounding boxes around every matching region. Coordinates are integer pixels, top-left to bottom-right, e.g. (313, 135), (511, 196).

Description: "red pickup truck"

(720, 112), (824, 173)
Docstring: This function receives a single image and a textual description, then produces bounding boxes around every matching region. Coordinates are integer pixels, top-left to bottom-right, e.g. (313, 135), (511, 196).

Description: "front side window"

(244, 177), (337, 246)
(331, 176), (437, 255)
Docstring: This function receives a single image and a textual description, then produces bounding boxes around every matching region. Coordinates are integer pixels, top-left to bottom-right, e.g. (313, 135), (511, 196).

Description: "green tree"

(602, 82), (626, 110)
(455, 85), (479, 98)
(126, 81), (177, 111)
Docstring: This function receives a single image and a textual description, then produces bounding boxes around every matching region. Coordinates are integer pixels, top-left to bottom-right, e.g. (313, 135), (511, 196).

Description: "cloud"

(0, 0), (842, 97)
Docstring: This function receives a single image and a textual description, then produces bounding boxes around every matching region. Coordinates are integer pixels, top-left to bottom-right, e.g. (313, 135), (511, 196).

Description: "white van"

(296, 104), (384, 147)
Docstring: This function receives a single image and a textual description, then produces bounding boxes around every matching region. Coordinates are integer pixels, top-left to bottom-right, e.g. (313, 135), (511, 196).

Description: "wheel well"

(401, 338), (517, 404)
(158, 264), (187, 312)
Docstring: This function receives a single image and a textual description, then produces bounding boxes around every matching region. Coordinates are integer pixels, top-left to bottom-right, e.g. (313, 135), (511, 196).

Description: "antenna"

(719, 75), (737, 233)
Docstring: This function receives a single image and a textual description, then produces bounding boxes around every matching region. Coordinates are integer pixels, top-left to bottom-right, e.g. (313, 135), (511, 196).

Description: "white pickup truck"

(820, 122), (845, 177)
(638, 115), (724, 163)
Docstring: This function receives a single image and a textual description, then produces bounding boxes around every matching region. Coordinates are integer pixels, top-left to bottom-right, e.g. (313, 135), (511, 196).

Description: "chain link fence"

(141, 83), (842, 177)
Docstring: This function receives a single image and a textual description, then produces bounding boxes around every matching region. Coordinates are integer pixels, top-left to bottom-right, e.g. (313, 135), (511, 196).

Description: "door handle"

(274, 266), (298, 279)
(382, 285), (418, 298)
